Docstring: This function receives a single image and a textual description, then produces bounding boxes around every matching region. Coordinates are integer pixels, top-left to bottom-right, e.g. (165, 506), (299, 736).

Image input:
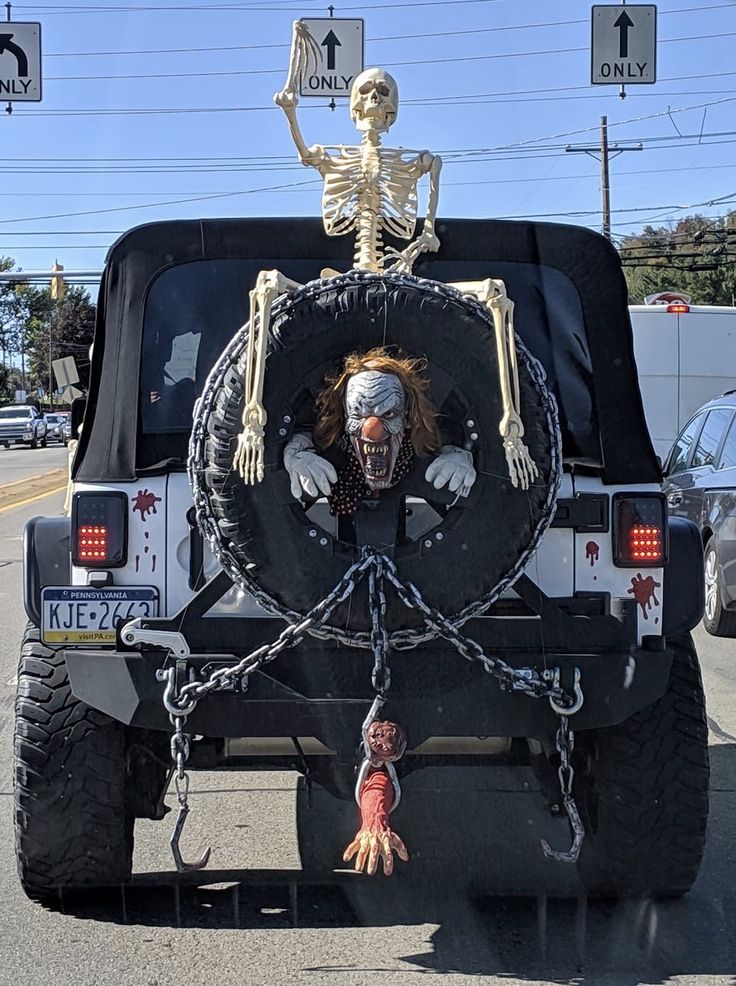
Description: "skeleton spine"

(355, 211), (383, 271)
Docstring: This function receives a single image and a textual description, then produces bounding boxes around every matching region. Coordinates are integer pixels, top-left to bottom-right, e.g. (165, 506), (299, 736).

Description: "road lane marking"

(0, 484), (67, 514)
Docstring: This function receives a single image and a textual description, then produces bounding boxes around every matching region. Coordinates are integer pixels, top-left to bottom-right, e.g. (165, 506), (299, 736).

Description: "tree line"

(1, 215), (734, 402)
(618, 211), (736, 305)
(0, 256), (96, 404)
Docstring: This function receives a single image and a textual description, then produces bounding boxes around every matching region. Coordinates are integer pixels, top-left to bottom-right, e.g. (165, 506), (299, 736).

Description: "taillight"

(72, 492), (128, 567)
(612, 494), (666, 567)
(666, 303), (690, 313)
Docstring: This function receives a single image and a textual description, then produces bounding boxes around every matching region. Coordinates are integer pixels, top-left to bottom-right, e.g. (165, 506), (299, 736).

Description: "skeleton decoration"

(234, 19), (537, 491)
(283, 349), (476, 512)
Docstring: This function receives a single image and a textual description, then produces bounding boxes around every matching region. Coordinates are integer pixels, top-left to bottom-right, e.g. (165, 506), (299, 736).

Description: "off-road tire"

(703, 537), (736, 637)
(14, 624), (134, 900)
(575, 633), (709, 898)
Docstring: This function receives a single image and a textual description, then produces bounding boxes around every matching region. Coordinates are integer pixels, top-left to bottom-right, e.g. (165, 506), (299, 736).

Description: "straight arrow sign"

(321, 29), (341, 71)
(613, 10), (634, 58)
(591, 6), (657, 86)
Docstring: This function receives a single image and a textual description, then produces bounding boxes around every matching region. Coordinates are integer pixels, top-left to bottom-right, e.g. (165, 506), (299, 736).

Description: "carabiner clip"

(170, 804), (211, 873)
(548, 667), (584, 716)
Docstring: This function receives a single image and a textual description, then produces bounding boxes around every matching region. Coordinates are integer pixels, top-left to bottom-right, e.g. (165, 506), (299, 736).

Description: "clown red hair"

(314, 347), (441, 455)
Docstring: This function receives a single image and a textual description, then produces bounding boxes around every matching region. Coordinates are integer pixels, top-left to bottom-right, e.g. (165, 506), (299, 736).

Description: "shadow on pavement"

(40, 745), (736, 983)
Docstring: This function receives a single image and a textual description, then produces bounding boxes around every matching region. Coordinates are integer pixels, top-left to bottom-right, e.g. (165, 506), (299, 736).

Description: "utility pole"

(566, 115), (642, 241)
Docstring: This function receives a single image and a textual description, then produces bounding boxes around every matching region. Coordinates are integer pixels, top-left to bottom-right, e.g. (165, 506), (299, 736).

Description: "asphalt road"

(0, 490), (735, 986)
(0, 443), (68, 486)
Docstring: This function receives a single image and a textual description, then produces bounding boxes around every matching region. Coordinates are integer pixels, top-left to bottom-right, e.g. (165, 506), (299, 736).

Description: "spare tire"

(190, 270), (561, 645)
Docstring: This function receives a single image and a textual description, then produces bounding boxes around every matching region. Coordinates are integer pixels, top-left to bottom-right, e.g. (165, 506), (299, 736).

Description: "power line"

(41, 4), (736, 57)
(41, 31), (736, 80)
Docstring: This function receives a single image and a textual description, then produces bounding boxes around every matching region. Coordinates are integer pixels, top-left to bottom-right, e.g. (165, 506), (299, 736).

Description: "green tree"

(619, 213), (736, 305)
(25, 285), (96, 398)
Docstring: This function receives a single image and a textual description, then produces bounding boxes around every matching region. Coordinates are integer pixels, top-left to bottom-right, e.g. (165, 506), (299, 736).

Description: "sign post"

(0, 20), (41, 112)
(591, 5), (657, 90)
(298, 18), (364, 100)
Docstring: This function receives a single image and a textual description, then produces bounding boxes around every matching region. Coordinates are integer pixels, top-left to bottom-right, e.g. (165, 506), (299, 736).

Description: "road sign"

(591, 5), (656, 85)
(53, 356), (80, 390)
(0, 22), (42, 101)
(299, 18), (364, 98)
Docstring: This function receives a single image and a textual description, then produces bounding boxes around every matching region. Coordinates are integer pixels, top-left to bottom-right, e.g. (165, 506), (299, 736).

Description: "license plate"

(41, 586), (159, 644)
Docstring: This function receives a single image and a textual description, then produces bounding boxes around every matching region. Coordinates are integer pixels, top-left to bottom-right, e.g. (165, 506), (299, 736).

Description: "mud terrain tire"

(14, 625), (133, 900)
(575, 633), (709, 898)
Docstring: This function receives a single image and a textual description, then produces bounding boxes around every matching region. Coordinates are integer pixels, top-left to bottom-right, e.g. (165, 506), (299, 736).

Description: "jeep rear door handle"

(667, 492), (683, 507)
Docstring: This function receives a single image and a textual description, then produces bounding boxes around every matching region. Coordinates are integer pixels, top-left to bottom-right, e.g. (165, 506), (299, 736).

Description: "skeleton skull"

(344, 370), (407, 490)
(350, 68), (399, 134)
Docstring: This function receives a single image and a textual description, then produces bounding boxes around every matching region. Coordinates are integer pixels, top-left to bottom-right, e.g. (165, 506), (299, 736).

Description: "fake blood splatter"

(132, 488), (161, 521)
(627, 572), (661, 618)
(585, 540), (600, 566)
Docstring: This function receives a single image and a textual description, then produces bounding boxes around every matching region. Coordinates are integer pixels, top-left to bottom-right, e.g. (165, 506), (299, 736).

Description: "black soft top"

(74, 217), (659, 485)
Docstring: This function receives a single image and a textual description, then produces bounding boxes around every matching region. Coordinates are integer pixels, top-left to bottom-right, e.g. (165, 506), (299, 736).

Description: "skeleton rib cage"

(316, 144), (424, 269)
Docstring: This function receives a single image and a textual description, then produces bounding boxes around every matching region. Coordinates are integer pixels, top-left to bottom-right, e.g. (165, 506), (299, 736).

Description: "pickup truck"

(0, 405), (48, 448)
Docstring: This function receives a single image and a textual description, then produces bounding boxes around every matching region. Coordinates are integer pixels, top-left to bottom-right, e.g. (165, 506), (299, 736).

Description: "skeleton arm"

(383, 152), (442, 273)
(274, 22), (326, 171)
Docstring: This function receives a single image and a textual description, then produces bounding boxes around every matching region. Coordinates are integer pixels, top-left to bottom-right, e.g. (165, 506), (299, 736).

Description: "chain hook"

(540, 715), (586, 863)
(170, 804), (212, 873)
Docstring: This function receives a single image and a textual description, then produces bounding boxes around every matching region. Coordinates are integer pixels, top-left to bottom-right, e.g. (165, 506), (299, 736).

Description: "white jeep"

(16, 217), (708, 901)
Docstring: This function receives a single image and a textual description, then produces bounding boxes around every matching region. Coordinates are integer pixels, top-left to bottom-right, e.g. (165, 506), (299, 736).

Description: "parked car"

(59, 416), (71, 446)
(43, 412), (68, 445)
(0, 405), (48, 448)
(663, 391), (736, 636)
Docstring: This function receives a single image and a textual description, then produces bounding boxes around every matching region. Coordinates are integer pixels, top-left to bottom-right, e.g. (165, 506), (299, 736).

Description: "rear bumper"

(65, 642), (673, 744)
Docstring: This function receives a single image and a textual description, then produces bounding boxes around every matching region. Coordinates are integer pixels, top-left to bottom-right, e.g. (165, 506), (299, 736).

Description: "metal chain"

(158, 546), (586, 868)
(380, 557), (576, 707)
(170, 712), (191, 809)
(167, 549), (376, 715)
(368, 555), (391, 696)
(540, 714), (586, 863)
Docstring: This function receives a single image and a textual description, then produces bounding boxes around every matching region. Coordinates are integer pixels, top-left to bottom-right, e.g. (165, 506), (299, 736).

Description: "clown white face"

(344, 370), (408, 490)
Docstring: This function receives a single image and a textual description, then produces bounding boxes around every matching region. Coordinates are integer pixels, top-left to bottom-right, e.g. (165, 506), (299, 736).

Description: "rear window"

(137, 258), (599, 469)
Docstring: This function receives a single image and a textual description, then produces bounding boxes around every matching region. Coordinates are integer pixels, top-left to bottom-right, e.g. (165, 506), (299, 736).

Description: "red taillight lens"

(666, 303), (690, 313)
(72, 492), (128, 567)
(613, 494), (666, 567)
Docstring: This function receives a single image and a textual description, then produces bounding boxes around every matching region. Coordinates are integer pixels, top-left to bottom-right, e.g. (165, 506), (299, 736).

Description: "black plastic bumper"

(65, 642), (674, 745)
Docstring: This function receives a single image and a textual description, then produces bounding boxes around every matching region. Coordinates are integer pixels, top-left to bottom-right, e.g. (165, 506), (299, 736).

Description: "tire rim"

(704, 548), (718, 623)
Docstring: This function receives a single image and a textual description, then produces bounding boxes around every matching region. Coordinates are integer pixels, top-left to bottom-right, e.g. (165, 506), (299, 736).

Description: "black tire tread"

(14, 625), (133, 900)
(576, 633), (709, 898)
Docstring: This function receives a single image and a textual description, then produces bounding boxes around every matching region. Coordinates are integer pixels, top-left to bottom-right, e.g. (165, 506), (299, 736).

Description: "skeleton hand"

(233, 402), (267, 484)
(382, 228), (440, 274)
(504, 438), (538, 490)
(499, 417), (538, 490)
(343, 770), (409, 876)
(281, 19), (321, 91)
(283, 433), (337, 499)
(424, 446), (477, 498)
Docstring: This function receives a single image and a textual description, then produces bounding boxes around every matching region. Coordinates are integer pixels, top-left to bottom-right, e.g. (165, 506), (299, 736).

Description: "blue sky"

(1, 0), (735, 279)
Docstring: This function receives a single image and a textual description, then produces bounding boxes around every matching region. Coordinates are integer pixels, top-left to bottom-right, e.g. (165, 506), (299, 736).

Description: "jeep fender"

(662, 516), (704, 638)
(23, 516), (71, 626)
